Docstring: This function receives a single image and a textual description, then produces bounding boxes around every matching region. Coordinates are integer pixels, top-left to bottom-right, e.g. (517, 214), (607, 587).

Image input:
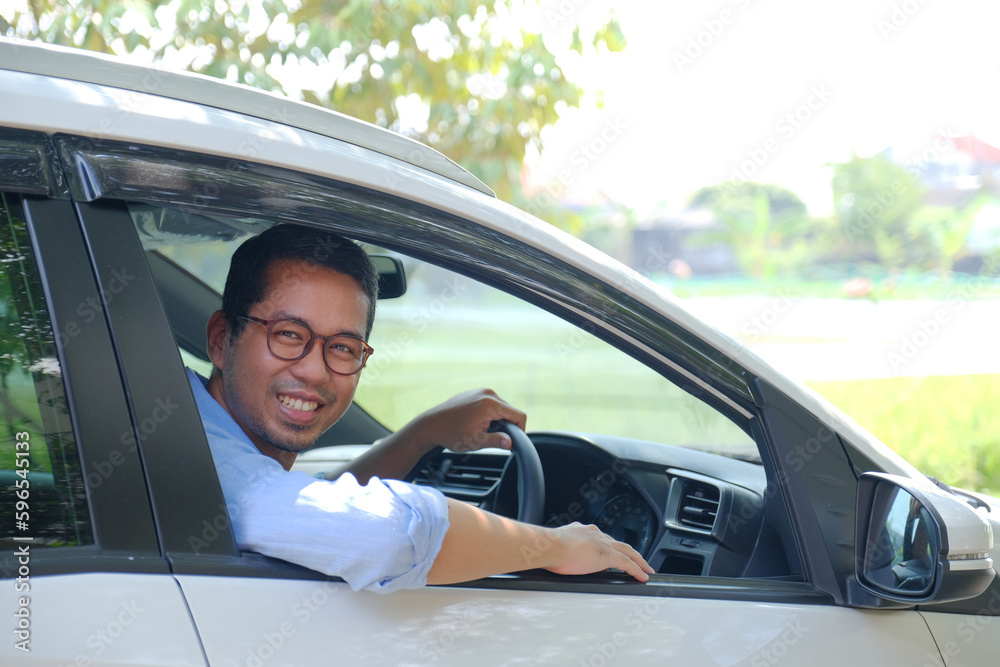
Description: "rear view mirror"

(855, 472), (995, 606)
(370, 254), (406, 299)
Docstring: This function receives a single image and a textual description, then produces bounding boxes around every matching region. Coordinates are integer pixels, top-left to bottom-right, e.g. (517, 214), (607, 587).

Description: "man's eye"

(274, 329), (304, 341)
(330, 341), (360, 357)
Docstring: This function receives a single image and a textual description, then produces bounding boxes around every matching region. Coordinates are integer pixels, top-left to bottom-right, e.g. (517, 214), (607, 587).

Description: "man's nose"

(290, 340), (331, 381)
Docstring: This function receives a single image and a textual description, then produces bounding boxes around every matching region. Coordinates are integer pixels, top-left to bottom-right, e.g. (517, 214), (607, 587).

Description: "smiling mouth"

(278, 394), (319, 413)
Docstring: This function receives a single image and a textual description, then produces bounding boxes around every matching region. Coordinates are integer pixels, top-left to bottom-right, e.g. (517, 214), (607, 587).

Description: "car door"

(56, 136), (952, 666)
(0, 182), (205, 665)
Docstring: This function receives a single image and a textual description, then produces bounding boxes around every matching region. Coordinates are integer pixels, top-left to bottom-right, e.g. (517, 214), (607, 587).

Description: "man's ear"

(206, 310), (230, 370)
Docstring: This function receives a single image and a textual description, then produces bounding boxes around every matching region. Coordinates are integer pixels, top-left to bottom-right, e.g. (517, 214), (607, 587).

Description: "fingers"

(611, 540), (654, 582)
(449, 389), (524, 451)
(474, 390), (526, 433)
(450, 430), (511, 452)
(548, 523), (654, 583)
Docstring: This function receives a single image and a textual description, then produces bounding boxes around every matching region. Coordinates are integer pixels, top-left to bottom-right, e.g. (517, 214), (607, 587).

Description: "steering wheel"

(490, 420), (545, 525)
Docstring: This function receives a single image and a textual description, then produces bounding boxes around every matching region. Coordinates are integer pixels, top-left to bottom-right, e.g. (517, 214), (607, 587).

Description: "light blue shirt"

(187, 368), (450, 593)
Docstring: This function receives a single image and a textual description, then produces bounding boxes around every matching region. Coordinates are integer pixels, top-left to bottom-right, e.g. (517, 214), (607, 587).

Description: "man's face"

(209, 259), (371, 460)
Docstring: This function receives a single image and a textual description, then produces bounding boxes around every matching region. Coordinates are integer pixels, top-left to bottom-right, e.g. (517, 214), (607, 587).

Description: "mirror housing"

(371, 254), (406, 299)
(854, 472), (995, 607)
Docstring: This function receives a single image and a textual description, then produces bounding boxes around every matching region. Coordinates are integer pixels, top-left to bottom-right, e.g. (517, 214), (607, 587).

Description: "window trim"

(0, 195), (166, 577)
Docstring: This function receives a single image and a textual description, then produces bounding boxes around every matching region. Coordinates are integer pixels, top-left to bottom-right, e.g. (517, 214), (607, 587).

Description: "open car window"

(355, 257), (758, 460)
(131, 202), (758, 464)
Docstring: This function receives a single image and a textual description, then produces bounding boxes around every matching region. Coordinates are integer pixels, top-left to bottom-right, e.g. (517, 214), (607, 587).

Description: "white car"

(1, 40), (997, 666)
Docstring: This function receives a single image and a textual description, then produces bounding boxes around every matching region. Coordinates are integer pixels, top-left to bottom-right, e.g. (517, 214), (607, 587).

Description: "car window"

(354, 258), (758, 459)
(0, 193), (93, 549)
(137, 203), (756, 462)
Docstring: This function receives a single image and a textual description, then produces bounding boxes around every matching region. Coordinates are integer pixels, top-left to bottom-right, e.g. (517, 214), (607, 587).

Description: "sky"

(4, 0), (999, 219)
(524, 0), (1000, 218)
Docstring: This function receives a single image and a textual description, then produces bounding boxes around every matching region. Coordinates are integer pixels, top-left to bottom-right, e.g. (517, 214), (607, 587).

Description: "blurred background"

(3, 0), (998, 493)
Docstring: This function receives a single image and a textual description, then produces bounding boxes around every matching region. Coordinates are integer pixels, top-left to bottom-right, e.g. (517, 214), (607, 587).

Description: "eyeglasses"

(240, 316), (374, 376)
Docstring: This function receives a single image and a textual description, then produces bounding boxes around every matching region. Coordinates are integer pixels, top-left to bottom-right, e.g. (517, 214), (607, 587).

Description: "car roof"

(0, 38), (494, 197)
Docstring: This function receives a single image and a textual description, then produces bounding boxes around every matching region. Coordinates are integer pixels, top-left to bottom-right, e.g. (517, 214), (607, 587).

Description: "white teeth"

(278, 395), (319, 412)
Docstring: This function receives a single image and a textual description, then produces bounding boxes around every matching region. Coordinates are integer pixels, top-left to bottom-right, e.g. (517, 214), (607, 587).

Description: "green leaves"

(4, 0), (625, 210)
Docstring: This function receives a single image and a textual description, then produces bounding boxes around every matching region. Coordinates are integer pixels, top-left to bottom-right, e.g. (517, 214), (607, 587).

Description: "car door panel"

(1, 573), (206, 666)
(178, 575), (943, 666)
(920, 607), (1000, 667)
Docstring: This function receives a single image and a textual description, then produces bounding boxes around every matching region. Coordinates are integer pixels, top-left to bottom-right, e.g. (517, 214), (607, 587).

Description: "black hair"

(221, 224), (379, 339)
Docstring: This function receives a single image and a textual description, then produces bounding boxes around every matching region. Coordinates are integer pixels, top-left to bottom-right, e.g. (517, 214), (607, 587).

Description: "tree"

(689, 181), (812, 278)
(909, 199), (981, 278)
(830, 152), (930, 270)
(1, 1), (625, 206)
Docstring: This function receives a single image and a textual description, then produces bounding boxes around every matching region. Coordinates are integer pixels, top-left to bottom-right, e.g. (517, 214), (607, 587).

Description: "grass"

(808, 375), (1000, 495)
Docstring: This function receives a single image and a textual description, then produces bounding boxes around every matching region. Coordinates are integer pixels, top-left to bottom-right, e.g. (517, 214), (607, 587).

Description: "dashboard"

(409, 431), (794, 579)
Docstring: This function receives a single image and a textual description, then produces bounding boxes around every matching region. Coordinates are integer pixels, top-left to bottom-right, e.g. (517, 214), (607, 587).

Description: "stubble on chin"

(254, 421), (317, 454)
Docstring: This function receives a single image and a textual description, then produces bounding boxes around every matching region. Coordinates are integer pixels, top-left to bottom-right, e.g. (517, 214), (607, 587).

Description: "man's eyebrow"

(271, 310), (366, 339)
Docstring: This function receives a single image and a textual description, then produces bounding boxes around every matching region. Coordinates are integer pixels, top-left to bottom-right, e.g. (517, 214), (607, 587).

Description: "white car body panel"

(0, 39), (491, 195)
(1, 573), (206, 665)
(920, 603), (1000, 667)
(176, 574), (942, 666)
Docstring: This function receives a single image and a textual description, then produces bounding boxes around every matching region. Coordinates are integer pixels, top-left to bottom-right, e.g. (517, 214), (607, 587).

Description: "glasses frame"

(240, 315), (374, 376)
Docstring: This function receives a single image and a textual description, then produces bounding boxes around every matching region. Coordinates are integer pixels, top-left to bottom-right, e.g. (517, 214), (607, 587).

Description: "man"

(188, 224), (653, 593)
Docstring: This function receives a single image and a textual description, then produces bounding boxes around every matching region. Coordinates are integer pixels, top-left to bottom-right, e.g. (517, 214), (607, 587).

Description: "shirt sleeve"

(229, 456), (450, 593)
(186, 368), (450, 593)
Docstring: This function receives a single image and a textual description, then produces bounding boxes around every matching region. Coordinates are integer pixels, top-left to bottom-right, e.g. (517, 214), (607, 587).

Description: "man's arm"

(427, 499), (654, 585)
(334, 388), (526, 484)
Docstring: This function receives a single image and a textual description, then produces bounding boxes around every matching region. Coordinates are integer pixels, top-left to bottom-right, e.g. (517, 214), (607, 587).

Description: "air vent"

(414, 456), (503, 493)
(678, 480), (720, 531)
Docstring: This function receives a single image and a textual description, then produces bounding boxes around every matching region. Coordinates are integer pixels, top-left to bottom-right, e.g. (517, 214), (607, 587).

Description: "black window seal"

(73, 198), (239, 560)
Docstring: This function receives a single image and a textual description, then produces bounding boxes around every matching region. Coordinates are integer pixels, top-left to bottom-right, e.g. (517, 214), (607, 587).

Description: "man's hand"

(332, 388), (525, 484)
(406, 388), (527, 453)
(427, 501), (654, 585)
(542, 522), (653, 582)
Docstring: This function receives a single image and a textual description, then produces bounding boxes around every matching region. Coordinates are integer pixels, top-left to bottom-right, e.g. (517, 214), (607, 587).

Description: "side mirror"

(854, 472), (994, 606)
(370, 254), (406, 299)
